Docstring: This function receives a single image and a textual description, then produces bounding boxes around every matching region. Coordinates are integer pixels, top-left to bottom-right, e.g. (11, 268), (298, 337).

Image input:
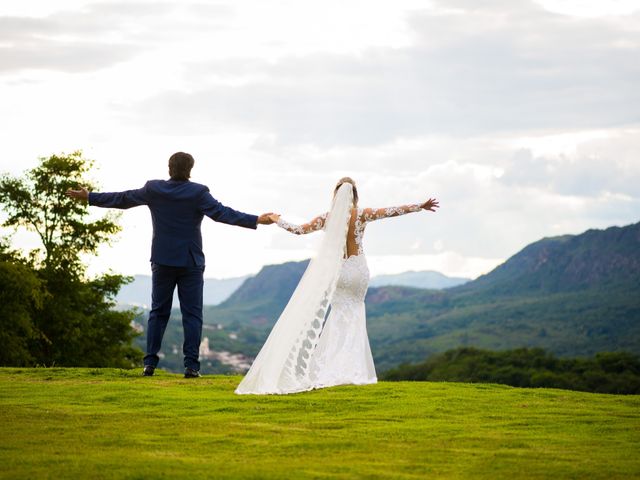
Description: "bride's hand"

(421, 198), (439, 212)
(268, 213), (281, 223)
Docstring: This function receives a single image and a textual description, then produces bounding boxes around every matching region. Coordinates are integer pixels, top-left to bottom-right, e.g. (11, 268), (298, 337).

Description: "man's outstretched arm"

(66, 184), (149, 209)
(200, 189), (274, 228)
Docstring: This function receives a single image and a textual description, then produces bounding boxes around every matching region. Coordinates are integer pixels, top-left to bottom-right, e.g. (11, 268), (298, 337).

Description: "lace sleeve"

(276, 213), (328, 235)
(360, 204), (422, 223)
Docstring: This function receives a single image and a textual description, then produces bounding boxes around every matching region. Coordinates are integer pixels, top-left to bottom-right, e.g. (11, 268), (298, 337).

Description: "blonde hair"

(334, 177), (358, 207)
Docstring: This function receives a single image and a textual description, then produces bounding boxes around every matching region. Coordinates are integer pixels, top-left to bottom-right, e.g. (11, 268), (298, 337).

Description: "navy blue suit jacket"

(89, 179), (258, 267)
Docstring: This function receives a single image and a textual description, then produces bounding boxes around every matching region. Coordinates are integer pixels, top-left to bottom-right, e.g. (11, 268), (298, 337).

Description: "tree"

(0, 151), (120, 272)
(0, 152), (142, 367)
(0, 241), (46, 366)
(382, 347), (640, 394)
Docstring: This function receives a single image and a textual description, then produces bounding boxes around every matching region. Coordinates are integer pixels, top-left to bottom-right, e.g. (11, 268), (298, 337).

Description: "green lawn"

(1, 369), (638, 479)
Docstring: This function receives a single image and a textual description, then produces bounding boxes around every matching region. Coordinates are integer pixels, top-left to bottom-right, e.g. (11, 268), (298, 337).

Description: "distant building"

(198, 336), (252, 372)
(199, 337), (211, 357)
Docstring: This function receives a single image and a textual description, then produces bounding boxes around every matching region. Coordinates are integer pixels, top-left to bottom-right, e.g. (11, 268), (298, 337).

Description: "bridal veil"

(235, 183), (353, 394)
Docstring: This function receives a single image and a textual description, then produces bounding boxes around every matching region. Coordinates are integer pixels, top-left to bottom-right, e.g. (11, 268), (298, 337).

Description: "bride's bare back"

(346, 209), (359, 258)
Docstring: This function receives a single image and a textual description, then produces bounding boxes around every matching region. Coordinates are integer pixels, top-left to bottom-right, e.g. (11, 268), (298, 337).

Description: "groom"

(67, 152), (274, 378)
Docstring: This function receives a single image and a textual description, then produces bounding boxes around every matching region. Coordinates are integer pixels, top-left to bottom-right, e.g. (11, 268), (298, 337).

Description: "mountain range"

(116, 274), (249, 308)
(199, 221), (640, 372)
(131, 221), (639, 374)
(369, 270), (468, 289)
(118, 268), (468, 307)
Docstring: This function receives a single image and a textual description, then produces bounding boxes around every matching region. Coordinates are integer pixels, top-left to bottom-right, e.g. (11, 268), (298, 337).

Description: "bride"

(235, 177), (439, 395)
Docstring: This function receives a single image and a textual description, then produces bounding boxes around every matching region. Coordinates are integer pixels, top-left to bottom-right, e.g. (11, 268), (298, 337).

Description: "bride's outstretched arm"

(269, 213), (328, 235)
(360, 198), (439, 222)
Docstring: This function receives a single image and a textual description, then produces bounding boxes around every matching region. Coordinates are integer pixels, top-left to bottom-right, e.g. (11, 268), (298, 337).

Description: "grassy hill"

(1, 368), (638, 479)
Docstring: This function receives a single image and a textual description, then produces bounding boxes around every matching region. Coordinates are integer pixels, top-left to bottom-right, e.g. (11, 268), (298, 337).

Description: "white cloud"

(500, 128), (640, 198)
(535, 0), (640, 17)
(117, 1), (640, 148)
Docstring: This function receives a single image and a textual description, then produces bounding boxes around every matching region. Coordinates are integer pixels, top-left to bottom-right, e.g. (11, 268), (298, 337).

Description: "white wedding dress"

(235, 184), (422, 395)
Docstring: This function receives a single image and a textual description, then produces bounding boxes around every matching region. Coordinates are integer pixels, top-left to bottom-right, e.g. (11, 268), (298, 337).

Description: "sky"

(0, 0), (638, 280)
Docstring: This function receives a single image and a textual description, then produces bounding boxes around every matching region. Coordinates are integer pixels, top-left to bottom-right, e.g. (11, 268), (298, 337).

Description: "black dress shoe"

(142, 365), (155, 377)
(184, 368), (201, 378)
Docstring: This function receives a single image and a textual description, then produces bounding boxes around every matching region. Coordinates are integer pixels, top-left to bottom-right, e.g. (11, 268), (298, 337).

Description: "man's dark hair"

(168, 152), (195, 181)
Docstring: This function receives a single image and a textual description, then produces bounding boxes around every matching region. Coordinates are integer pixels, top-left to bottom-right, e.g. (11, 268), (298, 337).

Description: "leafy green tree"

(0, 152), (142, 367)
(0, 242), (46, 366)
(383, 347), (640, 394)
(0, 151), (120, 272)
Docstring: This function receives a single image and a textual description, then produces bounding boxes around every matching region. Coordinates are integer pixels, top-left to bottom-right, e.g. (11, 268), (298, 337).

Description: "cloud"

(0, 41), (137, 73)
(0, 1), (213, 74)
(123, 0), (640, 146)
(500, 129), (640, 198)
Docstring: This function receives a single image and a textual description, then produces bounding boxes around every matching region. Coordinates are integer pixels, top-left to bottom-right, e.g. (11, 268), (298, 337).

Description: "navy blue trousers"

(143, 263), (205, 371)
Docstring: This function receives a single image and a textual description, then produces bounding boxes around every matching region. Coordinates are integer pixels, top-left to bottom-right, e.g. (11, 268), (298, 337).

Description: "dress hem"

(235, 378), (378, 396)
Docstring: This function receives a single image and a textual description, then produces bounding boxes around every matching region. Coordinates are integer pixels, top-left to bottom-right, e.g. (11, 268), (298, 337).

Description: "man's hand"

(421, 198), (440, 212)
(268, 213), (281, 223)
(66, 187), (90, 202)
(257, 212), (276, 225)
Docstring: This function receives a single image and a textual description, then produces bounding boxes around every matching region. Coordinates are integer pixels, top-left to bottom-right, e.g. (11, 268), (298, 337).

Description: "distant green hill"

(211, 260), (311, 327)
(461, 222), (640, 295)
(196, 221), (640, 373)
(367, 222), (640, 370)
